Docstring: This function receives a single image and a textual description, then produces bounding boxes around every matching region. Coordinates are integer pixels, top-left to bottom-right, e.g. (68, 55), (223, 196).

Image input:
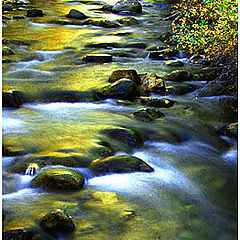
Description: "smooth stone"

(112, 0), (142, 14)
(140, 73), (165, 93)
(31, 167), (85, 191)
(132, 108), (164, 122)
(140, 97), (174, 108)
(39, 209), (75, 238)
(109, 69), (140, 84)
(27, 9), (44, 17)
(99, 79), (138, 100)
(82, 54), (112, 63)
(66, 9), (87, 19)
(89, 155), (154, 175)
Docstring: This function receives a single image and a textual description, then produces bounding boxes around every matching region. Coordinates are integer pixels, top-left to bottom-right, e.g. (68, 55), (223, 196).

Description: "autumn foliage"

(171, 0), (238, 62)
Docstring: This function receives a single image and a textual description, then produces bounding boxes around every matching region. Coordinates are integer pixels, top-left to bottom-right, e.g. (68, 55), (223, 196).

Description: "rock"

(85, 42), (120, 49)
(165, 84), (197, 95)
(132, 108), (164, 122)
(112, 0), (142, 14)
(99, 79), (139, 100)
(66, 9), (87, 19)
(3, 89), (26, 108)
(49, 18), (83, 25)
(39, 209), (75, 238)
(164, 60), (184, 67)
(109, 69), (140, 84)
(84, 19), (120, 28)
(118, 17), (141, 26)
(3, 229), (41, 240)
(140, 73), (165, 93)
(140, 97), (174, 108)
(163, 70), (193, 82)
(17, 0), (31, 4)
(31, 167), (85, 191)
(217, 123), (237, 139)
(13, 16), (25, 19)
(27, 9), (44, 17)
(101, 4), (113, 11)
(3, 4), (13, 11)
(2, 46), (15, 56)
(89, 155), (154, 175)
(82, 54), (112, 63)
(100, 127), (143, 151)
(157, 31), (172, 42)
(149, 48), (179, 60)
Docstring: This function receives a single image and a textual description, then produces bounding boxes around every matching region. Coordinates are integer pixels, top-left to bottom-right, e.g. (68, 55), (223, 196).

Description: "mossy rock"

(84, 19), (120, 28)
(39, 209), (75, 238)
(112, 0), (142, 14)
(118, 17), (141, 26)
(132, 108), (164, 122)
(89, 155), (154, 175)
(66, 9), (88, 19)
(140, 97), (174, 108)
(163, 70), (193, 82)
(99, 127), (143, 152)
(109, 69), (140, 84)
(3, 89), (26, 108)
(31, 167), (85, 191)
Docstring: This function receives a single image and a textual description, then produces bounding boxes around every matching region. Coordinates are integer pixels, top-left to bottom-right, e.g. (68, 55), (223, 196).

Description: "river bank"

(2, 0), (237, 239)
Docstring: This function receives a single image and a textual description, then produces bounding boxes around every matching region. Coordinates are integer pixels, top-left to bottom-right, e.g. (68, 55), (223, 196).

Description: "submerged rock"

(109, 69), (140, 84)
(3, 228), (42, 240)
(82, 54), (112, 63)
(3, 89), (26, 108)
(163, 70), (193, 82)
(140, 73), (165, 93)
(118, 17), (141, 26)
(31, 167), (85, 191)
(84, 19), (120, 28)
(112, 0), (142, 14)
(140, 97), (174, 108)
(100, 127), (143, 151)
(66, 9), (87, 19)
(26, 9), (44, 17)
(99, 79), (139, 100)
(39, 209), (75, 238)
(89, 155), (154, 175)
(132, 108), (164, 122)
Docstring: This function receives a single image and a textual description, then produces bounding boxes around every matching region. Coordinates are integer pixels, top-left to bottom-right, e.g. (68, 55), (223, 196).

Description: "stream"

(2, 0), (237, 239)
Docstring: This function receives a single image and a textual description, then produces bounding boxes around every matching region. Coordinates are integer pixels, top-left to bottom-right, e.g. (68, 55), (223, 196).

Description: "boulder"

(3, 89), (26, 108)
(82, 54), (112, 63)
(2, 46), (15, 56)
(163, 70), (193, 82)
(118, 17), (141, 26)
(84, 19), (120, 28)
(26, 9), (44, 17)
(99, 79), (139, 100)
(132, 108), (164, 122)
(140, 73), (165, 93)
(140, 97), (174, 108)
(109, 69), (140, 84)
(39, 209), (75, 238)
(100, 127), (143, 151)
(89, 155), (154, 175)
(112, 0), (142, 14)
(66, 9), (87, 19)
(31, 168), (85, 191)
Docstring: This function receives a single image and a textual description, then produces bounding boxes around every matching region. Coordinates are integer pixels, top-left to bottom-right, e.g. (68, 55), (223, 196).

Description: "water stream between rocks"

(2, 0), (237, 239)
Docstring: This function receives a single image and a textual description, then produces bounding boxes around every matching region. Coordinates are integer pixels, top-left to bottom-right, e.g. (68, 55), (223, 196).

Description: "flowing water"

(2, 0), (237, 239)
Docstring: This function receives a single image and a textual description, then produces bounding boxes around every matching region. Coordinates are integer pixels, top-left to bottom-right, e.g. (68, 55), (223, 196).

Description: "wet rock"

(82, 54), (112, 63)
(122, 42), (146, 49)
(2, 16), (11, 20)
(140, 73), (165, 93)
(100, 127), (143, 152)
(31, 167), (85, 191)
(132, 108), (164, 122)
(84, 19), (120, 28)
(17, 0), (31, 4)
(2, 46), (15, 56)
(89, 145), (114, 158)
(118, 17), (141, 26)
(217, 123), (237, 139)
(109, 69), (140, 84)
(27, 9), (44, 17)
(163, 70), (193, 82)
(49, 18), (83, 25)
(164, 60), (184, 67)
(13, 16), (25, 19)
(85, 42), (120, 49)
(157, 31), (172, 42)
(66, 9), (88, 19)
(149, 48), (179, 60)
(99, 79), (139, 100)
(3, 229), (40, 240)
(3, 5), (13, 12)
(112, 0), (142, 14)
(3, 89), (26, 108)
(89, 155), (154, 175)
(165, 84), (197, 95)
(39, 209), (75, 238)
(100, 4), (113, 11)
(140, 97), (174, 108)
